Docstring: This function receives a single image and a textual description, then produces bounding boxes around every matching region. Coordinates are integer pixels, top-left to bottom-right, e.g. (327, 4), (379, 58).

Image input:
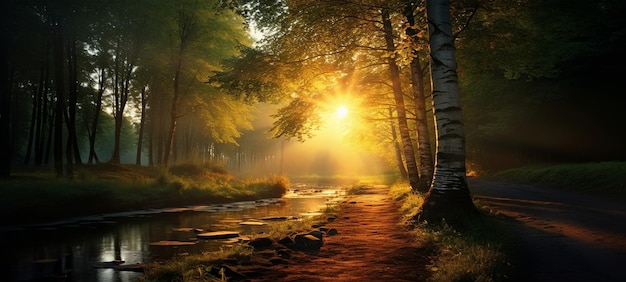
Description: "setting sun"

(336, 105), (349, 120)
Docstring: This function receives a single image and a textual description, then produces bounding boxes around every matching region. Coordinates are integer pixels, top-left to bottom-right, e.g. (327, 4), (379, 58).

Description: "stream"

(0, 184), (347, 282)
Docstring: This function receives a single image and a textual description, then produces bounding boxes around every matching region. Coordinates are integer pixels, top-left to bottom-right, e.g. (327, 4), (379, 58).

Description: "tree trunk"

(88, 68), (105, 164)
(0, 41), (11, 178)
(164, 95), (178, 167)
(65, 35), (78, 178)
(417, 0), (477, 226)
(148, 104), (155, 167)
(411, 58), (435, 192)
(67, 33), (82, 167)
(52, 16), (65, 177)
(389, 108), (408, 179)
(404, 1), (435, 193)
(382, 9), (421, 190)
(110, 48), (134, 164)
(24, 84), (38, 165)
(164, 45), (184, 167)
(44, 107), (55, 165)
(136, 85), (147, 165)
(35, 59), (50, 166)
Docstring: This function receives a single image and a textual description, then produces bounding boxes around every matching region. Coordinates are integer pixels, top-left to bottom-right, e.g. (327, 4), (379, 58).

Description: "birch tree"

(417, 0), (477, 225)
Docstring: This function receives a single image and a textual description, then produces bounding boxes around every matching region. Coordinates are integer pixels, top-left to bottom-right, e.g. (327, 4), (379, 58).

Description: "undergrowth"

(0, 163), (289, 225)
(389, 182), (512, 282)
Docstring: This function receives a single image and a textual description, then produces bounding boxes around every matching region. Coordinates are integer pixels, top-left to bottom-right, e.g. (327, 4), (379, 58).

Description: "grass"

(389, 183), (512, 282)
(139, 243), (255, 282)
(494, 161), (626, 199)
(0, 163), (289, 225)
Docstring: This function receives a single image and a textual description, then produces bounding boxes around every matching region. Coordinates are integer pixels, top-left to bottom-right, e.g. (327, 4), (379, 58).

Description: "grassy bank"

(0, 163), (288, 225)
(389, 183), (513, 282)
(494, 161), (626, 199)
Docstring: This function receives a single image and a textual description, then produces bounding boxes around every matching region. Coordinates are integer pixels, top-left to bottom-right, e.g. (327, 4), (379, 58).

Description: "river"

(0, 184), (347, 282)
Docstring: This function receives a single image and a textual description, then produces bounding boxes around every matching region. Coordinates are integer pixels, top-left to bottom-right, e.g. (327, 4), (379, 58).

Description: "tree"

(381, 8), (421, 191)
(160, 0), (250, 167)
(417, 0), (477, 226)
(51, 5), (66, 177)
(457, 0), (626, 170)
(403, 0), (434, 192)
(0, 0), (16, 178)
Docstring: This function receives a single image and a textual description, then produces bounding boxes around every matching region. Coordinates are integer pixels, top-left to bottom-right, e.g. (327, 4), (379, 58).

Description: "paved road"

(468, 178), (626, 282)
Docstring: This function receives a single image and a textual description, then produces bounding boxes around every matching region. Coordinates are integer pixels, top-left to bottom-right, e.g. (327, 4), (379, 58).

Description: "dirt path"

(469, 178), (626, 282)
(246, 185), (431, 281)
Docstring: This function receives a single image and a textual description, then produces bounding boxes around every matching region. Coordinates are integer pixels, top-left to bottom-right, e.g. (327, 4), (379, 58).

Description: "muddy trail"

(238, 185), (431, 281)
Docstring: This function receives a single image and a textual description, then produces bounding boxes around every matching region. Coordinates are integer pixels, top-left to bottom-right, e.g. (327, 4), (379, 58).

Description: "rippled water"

(0, 184), (346, 282)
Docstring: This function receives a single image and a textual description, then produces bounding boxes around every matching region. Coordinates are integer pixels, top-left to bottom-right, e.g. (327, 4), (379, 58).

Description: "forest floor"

(238, 185), (433, 281)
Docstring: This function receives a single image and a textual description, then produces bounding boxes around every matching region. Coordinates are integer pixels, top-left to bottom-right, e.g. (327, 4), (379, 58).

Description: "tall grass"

(0, 163), (289, 225)
(389, 182), (512, 282)
(139, 243), (254, 282)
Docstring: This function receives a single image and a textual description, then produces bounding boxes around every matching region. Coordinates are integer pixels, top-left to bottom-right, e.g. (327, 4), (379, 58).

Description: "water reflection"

(0, 185), (346, 281)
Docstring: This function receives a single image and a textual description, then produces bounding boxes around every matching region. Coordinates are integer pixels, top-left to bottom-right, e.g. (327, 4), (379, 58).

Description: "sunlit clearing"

(335, 105), (349, 120)
(277, 94), (388, 178)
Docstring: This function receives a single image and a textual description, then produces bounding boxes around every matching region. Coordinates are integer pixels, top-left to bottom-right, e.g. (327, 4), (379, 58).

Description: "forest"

(1, 0), (625, 180)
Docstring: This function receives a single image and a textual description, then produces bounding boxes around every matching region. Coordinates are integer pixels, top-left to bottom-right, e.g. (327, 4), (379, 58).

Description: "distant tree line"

(0, 0), (272, 178)
(2, 0), (624, 181)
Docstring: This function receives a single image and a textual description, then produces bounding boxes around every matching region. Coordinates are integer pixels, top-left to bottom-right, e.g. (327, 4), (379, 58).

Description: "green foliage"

(210, 47), (282, 104)
(0, 164), (289, 225)
(269, 97), (321, 141)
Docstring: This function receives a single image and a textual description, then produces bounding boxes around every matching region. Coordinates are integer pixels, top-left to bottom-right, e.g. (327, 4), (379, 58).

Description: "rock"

(196, 231), (240, 240)
(294, 234), (322, 249)
(222, 265), (246, 280)
(148, 240), (197, 246)
(211, 265), (247, 280)
(278, 236), (294, 246)
(248, 237), (274, 250)
(93, 260), (125, 268)
(239, 221), (266, 226)
(326, 228), (338, 236)
(171, 228), (197, 241)
(308, 230), (323, 241)
(260, 216), (295, 221)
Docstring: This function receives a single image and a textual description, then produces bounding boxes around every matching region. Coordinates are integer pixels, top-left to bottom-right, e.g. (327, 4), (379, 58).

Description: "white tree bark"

(418, 0), (477, 226)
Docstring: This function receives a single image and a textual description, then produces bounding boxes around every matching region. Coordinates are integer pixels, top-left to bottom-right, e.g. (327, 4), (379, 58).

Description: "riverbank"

(140, 184), (434, 281)
(0, 163), (288, 225)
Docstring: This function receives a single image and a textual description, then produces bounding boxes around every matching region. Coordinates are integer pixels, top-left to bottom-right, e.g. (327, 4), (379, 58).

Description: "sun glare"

(335, 105), (349, 120)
